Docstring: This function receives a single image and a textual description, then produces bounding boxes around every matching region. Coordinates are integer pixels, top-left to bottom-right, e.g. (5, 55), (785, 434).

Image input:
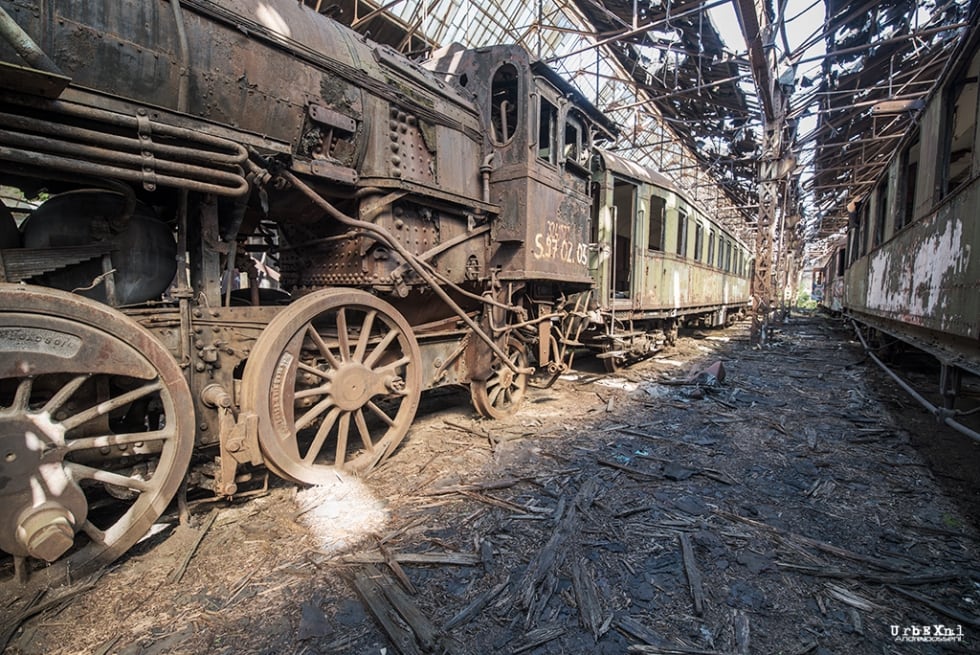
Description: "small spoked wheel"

(241, 289), (422, 482)
(600, 344), (624, 373)
(0, 284), (193, 594)
(471, 337), (528, 419)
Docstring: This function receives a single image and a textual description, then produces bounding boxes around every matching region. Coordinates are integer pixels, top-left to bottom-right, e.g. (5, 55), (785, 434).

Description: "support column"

(751, 113), (783, 345)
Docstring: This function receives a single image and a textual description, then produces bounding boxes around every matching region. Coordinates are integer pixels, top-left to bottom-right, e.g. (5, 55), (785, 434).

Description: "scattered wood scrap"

(168, 510), (217, 585)
(679, 533), (704, 615)
(351, 564), (459, 655)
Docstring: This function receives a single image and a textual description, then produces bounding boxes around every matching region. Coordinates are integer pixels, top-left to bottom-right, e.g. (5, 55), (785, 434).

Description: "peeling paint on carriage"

(856, 193), (977, 342)
(866, 215), (972, 336)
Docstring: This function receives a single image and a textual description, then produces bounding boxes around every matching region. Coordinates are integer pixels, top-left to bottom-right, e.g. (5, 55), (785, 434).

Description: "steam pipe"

(169, 0), (191, 114)
(852, 320), (980, 444)
(279, 168), (533, 376)
(0, 6), (62, 75)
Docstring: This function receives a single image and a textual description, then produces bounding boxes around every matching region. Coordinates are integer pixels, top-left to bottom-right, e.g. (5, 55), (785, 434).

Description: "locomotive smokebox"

(21, 190), (177, 305)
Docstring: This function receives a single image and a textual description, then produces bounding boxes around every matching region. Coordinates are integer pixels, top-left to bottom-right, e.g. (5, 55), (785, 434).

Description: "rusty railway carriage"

(820, 18), (980, 405)
(586, 150), (752, 370)
(0, 0), (619, 591)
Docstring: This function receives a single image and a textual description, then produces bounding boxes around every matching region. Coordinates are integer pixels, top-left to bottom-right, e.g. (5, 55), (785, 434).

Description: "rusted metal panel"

(491, 165), (593, 284)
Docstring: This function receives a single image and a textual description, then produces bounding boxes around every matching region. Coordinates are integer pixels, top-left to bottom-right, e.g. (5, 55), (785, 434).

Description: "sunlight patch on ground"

(294, 473), (388, 554)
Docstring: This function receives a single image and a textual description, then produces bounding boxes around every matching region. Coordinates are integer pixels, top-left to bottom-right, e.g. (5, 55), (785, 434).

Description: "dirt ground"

(2, 314), (979, 655)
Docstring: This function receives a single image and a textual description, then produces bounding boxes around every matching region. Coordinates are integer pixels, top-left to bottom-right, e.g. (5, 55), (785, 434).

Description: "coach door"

(610, 177), (638, 301)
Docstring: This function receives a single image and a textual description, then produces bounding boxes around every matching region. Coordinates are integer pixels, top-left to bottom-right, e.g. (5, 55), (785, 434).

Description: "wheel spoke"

(11, 377), (33, 411)
(65, 462), (152, 492)
(362, 328), (398, 369)
(352, 310), (377, 362)
(488, 384), (504, 406)
(79, 520), (106, 545)
(61, 381), (164, 432)
(295, 395), (335, 432)
(294, 383), (331, 400)
(65, 426), (178, 453)
(41, 375), (90, 416)
(353, 408), (373, 450)
(374, 355), (412, 383)
(334, 412), (351, 465)
(303, 406), (341, 465)
(306, 325), (342, 370)
(365, 400), (396, 427)
(297, 360), (333, 381)
(336, 308), (351, 361)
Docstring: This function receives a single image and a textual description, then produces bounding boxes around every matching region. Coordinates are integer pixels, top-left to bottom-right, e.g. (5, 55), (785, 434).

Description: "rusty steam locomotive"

(0, 0), (750, 591)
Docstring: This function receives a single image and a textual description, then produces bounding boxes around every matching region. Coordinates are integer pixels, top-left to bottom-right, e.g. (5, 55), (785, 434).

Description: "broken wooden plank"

(679, 533), (704, 616)
(379, 542), (417, 595)
(571, 558), (605, 639)
(350, 566), (421, 655)
(627, 644), (727, 654)
(515, 478), (600, 615)
(598, 457), (658, 480)
(887, 584), (980, 628)
(421, 477), (528, 496)
(733, 610), (750, 655)
(824, 582), (878, 612)
(717, 511), (907, 572)
(616, 615), (671, 648)
(343, 551), (482, 566)
(351, 564), (460, 655)
(458, 489), (530, 514)
(168, 510), (217, 584)
(510, 625), (566, 654)
(442, 577), (510, 631)
(775, 562), (963, 585)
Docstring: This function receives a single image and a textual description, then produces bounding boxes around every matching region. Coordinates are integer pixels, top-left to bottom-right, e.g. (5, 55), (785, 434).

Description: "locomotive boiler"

(0, 0), (615, 592)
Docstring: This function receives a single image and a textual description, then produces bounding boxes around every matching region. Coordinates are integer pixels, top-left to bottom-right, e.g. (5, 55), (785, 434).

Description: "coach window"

(489, 64), (519, 145)
(858, 203), (870, 256)
(538, 97), (559, 164)
(897, 132), (919, 230)
(873, 182), (887, 248)
(675, 209), (688, 256)
(939, 47), (978, 197)
(707, 230), (715, 266)
(648, 195), (665, 250)
(724, 240), (732, 272)
(693, 222), (704, 262)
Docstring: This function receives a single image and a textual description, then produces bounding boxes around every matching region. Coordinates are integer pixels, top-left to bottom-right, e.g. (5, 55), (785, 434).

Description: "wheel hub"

(331, 363), (377, 411)
(0, 415), (88, 561)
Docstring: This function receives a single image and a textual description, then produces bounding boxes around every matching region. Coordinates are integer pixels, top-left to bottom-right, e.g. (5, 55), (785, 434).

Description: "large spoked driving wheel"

(471, 337), (528, 419)
(241, 289), (422, 482)
(0, 284), (193, 592)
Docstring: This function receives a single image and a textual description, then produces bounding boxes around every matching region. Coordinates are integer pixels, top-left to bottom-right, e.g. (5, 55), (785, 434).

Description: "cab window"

(538, 98), (558, 164)
(490, 64), (519, 145)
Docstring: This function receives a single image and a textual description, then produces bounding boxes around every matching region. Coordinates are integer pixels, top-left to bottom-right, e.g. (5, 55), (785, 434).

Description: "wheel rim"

(471, 338), (528, 419)
(241, 289), (422, 481)
(601, 344), (623, 373)
(0, 284), (193, 591)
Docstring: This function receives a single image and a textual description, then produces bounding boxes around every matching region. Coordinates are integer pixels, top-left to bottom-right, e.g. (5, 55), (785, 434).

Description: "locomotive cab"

(426, 45), (616, 286)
